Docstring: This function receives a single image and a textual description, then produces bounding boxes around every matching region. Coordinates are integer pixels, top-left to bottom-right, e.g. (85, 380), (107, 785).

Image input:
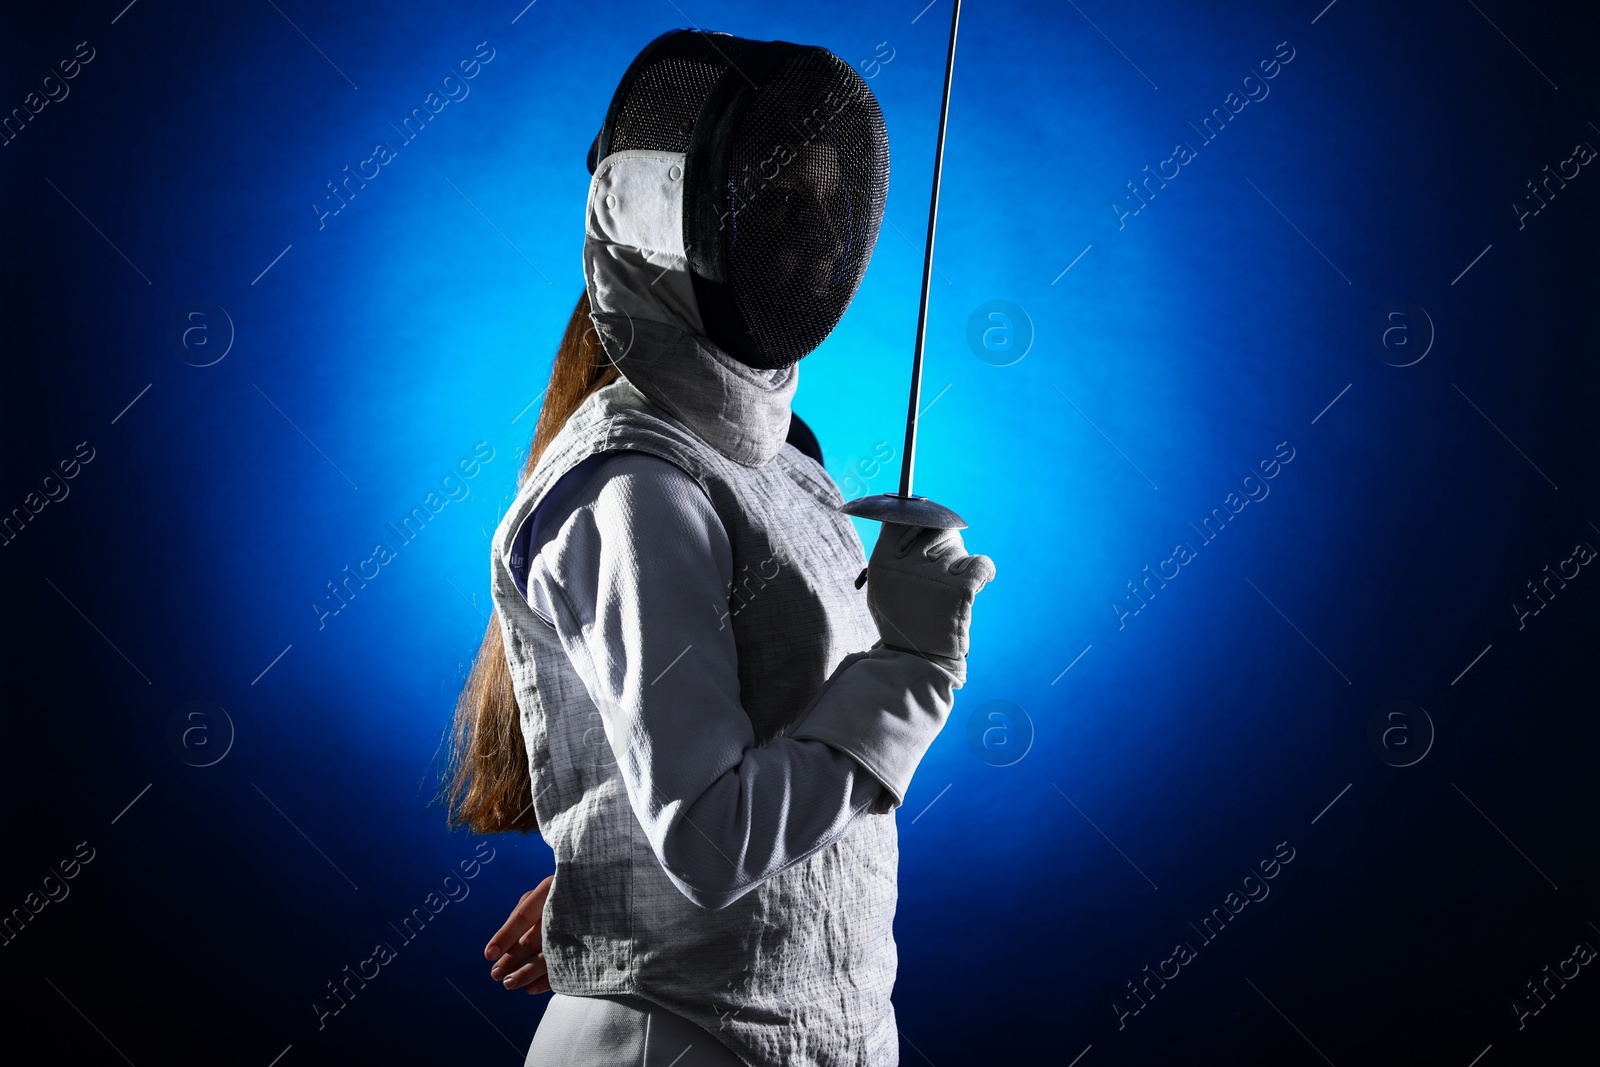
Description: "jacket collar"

(582, 149), (796, 468)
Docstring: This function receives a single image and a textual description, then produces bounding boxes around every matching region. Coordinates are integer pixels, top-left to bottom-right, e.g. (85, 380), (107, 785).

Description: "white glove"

(788, 522), (996, 811)
(859, 522), (996, 664)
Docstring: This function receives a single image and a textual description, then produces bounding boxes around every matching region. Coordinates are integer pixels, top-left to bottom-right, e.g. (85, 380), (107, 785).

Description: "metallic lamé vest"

(488, 322), (900, 1067)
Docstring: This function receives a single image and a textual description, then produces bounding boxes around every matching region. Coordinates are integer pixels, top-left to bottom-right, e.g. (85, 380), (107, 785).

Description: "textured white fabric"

(490, 379), (918, 1065)
(519, 450), (887, 908)
(584, 149), (797, 468)
(583, 150), (704, 336)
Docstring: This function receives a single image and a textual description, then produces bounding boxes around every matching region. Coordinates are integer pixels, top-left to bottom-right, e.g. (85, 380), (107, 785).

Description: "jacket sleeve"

(523, 450), (899, 911)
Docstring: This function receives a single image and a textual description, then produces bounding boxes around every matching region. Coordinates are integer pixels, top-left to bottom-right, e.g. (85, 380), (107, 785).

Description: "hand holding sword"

(841, 0), (996, 658)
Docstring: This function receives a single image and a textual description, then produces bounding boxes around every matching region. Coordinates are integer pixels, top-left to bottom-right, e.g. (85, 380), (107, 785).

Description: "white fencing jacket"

(510, 449), (893, 908)
(486, 149), (963, 1067)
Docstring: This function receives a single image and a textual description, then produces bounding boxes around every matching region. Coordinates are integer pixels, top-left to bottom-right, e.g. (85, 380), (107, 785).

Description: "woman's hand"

(485, 875), (554, 995)
(863, 523), (996, 663)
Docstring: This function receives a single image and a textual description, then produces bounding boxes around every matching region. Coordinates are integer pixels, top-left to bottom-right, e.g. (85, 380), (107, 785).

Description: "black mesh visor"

(605, 46), (724, 156)
(591, 30), (750, 166)
(592, 31), (888, 369)
(719, 50), (888, 368)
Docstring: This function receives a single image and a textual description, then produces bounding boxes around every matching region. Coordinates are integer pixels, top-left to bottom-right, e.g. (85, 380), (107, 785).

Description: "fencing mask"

(587, 29), (889, 371)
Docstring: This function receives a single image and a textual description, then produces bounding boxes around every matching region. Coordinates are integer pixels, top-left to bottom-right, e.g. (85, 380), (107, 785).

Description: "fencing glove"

(859, 522), (997, 667)
(789, 523), (996, 811)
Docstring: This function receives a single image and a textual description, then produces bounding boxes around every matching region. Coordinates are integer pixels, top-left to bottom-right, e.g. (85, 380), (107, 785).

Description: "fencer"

(442, 27), (996, 1067)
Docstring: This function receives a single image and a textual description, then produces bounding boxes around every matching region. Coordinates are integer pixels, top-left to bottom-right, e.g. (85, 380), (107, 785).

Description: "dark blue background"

(3, 1), (1596, 1063)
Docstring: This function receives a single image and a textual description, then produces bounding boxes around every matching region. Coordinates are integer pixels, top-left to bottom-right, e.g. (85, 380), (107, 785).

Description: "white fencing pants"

(525, 993), (748, 1067)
